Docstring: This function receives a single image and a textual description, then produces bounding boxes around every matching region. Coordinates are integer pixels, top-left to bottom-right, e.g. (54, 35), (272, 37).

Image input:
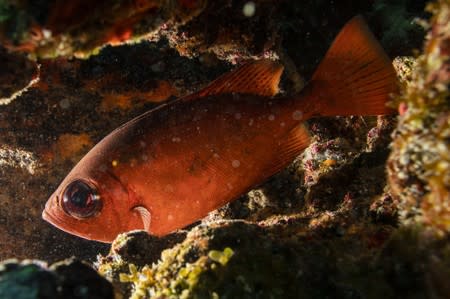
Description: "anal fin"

(264, 125), (311, 176)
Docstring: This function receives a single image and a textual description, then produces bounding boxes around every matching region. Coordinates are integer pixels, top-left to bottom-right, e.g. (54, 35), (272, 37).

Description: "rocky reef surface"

(0, 0), (448, 298)
(0, 258), (113, 298)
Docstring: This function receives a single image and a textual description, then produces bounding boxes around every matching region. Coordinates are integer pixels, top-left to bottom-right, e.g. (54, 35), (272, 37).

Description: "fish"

(42, 15), (398, 243)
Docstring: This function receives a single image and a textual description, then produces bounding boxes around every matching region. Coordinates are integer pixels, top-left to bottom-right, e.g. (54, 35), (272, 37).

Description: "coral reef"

(388, 0), (450, 233)
(0, 0), (426, 62)
(101, 221), (450, 299)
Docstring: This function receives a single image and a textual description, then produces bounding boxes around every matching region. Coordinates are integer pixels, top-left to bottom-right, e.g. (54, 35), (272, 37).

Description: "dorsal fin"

(182, 59), (284, 101)
(310, 15), (398, 116)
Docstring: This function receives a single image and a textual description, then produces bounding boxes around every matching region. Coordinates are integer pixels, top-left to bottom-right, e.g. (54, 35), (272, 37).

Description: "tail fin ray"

(311, 15), (398, 116)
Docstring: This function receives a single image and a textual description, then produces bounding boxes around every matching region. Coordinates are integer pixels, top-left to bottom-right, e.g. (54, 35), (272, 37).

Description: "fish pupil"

(71, 188), (90, 206)
(62, 180), (101, 218)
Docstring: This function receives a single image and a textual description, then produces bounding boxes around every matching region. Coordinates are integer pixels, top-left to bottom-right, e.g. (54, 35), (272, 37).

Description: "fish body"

(43, 16), (398, 243)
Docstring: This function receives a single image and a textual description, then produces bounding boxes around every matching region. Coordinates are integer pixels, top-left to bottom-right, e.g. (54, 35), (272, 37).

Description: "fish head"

(42, 163), (146, 243)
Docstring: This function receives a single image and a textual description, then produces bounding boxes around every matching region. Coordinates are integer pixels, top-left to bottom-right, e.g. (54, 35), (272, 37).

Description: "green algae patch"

(207, 248), (234, 266)
(97, 230), (187, 298)
(120, 264), (155, 299)
(119, 243), (236, 299)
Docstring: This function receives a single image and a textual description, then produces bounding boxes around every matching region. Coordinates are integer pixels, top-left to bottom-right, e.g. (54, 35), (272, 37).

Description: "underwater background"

(0, 0), (449, 298)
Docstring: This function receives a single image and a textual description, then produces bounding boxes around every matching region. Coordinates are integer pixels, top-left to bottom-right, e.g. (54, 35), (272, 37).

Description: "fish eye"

(61, 180), (102, 219)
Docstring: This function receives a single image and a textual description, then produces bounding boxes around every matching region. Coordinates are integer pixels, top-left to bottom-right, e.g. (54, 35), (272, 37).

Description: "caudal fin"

(310, 15), (398, 116)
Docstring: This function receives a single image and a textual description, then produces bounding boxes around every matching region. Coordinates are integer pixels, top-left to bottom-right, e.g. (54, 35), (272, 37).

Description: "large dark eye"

(62, 180), (102, 219)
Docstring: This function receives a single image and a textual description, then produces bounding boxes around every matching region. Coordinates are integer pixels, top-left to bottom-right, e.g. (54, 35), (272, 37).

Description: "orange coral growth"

(99, 80), (176, 111)
(53, 133), (93, 160)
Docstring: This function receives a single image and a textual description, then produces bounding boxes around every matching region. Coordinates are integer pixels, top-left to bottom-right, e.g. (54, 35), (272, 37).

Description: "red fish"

(42, 16), (398, 243)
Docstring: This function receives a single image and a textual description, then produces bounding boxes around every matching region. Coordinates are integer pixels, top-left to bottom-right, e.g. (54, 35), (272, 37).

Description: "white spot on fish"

(172, 137), (181, 143)
(213, 153), (220, 159)
(142, 154), (148, 161)
(268, 114), (275, 121)
(235, 113), (242, 120)
(248, 118), (254, 126)
(139, 141), (146, 148)
(227, 183), (233, 190)
(292, 110), (303, 120)
(232, 160), (240, 168)
(243, 1), (256, 17)
(167, 214), (174, 221)
(280, 122), (285, 127)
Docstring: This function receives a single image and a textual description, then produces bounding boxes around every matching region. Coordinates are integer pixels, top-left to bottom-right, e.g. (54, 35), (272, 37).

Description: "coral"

(388, 0), (450, 233)
(100, 220), (450, 299)
(114, 222), (326, 299)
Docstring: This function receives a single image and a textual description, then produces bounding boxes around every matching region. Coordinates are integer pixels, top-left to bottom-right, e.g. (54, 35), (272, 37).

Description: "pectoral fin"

(133, 205), (152, 233)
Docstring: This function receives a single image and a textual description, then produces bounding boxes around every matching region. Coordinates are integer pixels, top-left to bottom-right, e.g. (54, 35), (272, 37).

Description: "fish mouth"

(42, 196), (68, 230)
(42, 204), (111, 243)
(42, 195), (57, 223)
(42, 208), (49, 221)
(42, 207), (60, 227)
(41, 208), (71, 236)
